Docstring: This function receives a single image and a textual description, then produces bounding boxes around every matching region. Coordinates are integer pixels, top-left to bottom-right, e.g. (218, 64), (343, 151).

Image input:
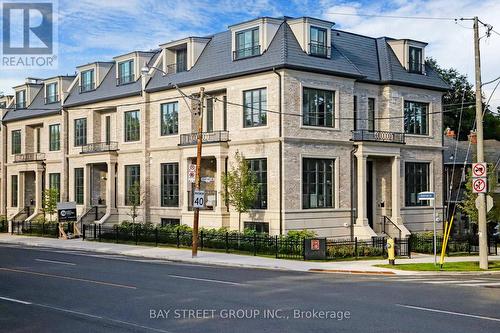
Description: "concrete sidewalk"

(0, 234), (498, 275)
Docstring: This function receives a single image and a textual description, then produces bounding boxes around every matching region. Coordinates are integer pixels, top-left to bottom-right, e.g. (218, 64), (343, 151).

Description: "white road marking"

(396, 304), (500, 322)
(0, 295), (172, 333)
(0, 296), (32, 305)
(168, 274), (245, 286)
(423, 280), (482, 284)
(460, 282), (500, 287)
(35, 259), (76, 266)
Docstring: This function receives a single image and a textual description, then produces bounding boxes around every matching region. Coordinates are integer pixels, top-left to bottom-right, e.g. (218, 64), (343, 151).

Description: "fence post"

(275, 235), (279, 259)
(94, 206), (98, 221)
(82, 224), (86, 240)
(41, 222), (45, 236)
(98, 224), (101, 242)
(225, 232), (229, 253)
(468, 238), (471, 254)
(408, 236), (411, 258)
(200, 230), (204, 250)
(303, 238), (306, 260)
(155, 227), (158, 247)
(355, 237), (358, 259)
(115, 225), (118, 243)
(94, 224), (97, 240)
(135, 225), (138, 245)
(253, 233), (257, 256)
(176, 229), (180, 248)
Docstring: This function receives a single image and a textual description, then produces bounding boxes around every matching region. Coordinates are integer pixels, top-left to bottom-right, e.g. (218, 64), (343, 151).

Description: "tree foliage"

(42, 188), (59, 222)
(223, 151), (259, 232)
(427, 58), (500, 140)
(127, 181), (142, 224)
(458, 167), (499, 223)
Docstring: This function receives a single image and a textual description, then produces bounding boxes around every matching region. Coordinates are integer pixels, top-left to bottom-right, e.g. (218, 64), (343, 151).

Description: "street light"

(141, 63), (205, 258)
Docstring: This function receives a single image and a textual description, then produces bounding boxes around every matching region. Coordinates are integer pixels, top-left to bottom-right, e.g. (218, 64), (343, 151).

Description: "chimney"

(468, 130), (477, 144)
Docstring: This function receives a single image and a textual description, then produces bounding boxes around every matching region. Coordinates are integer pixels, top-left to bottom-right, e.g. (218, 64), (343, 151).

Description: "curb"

(309, 269), (396, 275)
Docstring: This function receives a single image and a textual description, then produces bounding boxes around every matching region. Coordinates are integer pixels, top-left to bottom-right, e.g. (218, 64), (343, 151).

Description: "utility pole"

(473, 16), (488, 270)
(192, 87), (205, 257)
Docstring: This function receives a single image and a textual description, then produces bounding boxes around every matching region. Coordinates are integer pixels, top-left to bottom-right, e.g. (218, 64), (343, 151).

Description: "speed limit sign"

(193, 190), (205, 208)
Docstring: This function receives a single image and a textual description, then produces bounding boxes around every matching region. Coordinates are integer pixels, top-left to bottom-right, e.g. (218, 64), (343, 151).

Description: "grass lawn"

(375, 261), (500, 271)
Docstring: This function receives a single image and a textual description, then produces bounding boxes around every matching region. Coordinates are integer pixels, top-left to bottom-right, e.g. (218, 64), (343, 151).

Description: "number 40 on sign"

(193, 190), (205, 208)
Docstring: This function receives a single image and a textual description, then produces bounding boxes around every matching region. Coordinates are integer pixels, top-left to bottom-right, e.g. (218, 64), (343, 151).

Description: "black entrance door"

(366, 161), (374, 229)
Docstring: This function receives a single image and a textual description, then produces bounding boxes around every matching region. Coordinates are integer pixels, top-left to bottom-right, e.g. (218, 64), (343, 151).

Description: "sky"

(1, 0), (500, 110)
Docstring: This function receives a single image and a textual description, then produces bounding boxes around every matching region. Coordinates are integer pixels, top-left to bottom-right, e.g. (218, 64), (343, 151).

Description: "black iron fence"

(0, 220), (8, 233)
(179, 131), (229, 146)
(352, 130), (405, 144)
(83, 224), (412, 260)
(409, 234), (498, 255)
(81, 141), (118, 154)
(14, 152), (46, 163)
(10, 221), (60, 238)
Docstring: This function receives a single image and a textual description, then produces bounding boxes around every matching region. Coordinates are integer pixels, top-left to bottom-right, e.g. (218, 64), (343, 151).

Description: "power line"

(325, 11), (457, 21)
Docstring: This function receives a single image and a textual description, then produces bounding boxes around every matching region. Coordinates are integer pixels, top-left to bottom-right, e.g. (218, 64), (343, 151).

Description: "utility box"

(304, 238), (326, 260)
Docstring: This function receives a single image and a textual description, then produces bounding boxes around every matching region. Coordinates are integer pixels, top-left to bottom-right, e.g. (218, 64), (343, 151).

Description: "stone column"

(391, 155), (401, 223)
(35, 169), (43, 213)
(356, 154), (368, 225)
(106, 161), (116, 213)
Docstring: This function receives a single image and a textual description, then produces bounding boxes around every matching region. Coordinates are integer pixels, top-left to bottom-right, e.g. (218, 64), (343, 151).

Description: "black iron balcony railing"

(179, 130), (229, 146)
(14, 152), (46, 163)
(165, 62), (187, 74)
(308, 43), (331, 58)
(408, 61), (425, 74)
(80, 141), (118, 154)
(188, 190), (217, 211)
(233, 45), (261, 60)
(15, 101), (26, 109)
(116, 74), (135, 85)
(45, 94), (59, 104)
(352, 130), (405, 144)
(80, 82), (95, 93)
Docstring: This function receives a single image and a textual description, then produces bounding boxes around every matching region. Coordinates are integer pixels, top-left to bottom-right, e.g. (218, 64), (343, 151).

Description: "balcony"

(408, 61), (425, 74)
(233, 45), (261, 60)
(14, 152), (45, 163)
(308, 43), (331, 58)
(352, 130), (405, 144)
(116, 74), (135, 86)
(80, 142), (118, 154)
(179, 131), (229, 146)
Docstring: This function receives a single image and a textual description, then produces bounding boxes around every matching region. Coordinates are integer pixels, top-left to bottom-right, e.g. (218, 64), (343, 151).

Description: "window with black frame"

(46, 82), (58, 103)
(74, 118), (87, 146)
(408, 46), (423, 73)
(118, 60), (134, 85)
(243, 88), (267, 127)
(125, 165), (141, 206)
(235, 27), (260, 59)
(11, 130), (21, 154)
(244, 221), (269, 234)
(368, 98), (375, 131)
(80, 70), (95, 92)
(302, 158), (334, 209)
(74, 168), (84, 204)
(247, 158), (267, 209)
(49, 124), (60, 151)
(161, 163), (179, 207)
(404, 101), (428, 135)
(49, 173), (61, 201)
(124, 110), (140, 142)
(15, 90), (26, 108)
(11, 175), (18, 207)
(405, 162), (430, 206)
(161, 218), (180, 227)
(303, 88), (335, 127)
(161, 102), (179, 135)
(176, 49), (187, 73)
(309, 26), (328, 57)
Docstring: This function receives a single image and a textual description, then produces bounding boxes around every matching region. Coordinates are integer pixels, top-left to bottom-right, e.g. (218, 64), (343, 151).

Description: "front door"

(366, 161), (374, 229)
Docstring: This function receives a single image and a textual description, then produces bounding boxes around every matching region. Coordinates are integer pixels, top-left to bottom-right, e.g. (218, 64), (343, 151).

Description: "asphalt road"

(0, 244), (499, 333)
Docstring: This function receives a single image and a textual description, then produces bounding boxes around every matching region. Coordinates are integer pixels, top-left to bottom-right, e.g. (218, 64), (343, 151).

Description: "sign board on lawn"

(193, 190), (205, 208)
(57, 202), (77, 222)
(472, 162), (487, 178)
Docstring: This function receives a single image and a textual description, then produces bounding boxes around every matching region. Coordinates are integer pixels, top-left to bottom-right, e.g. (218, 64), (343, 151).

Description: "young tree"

(127, 181), (143, 224)
(42, 188), (59, 222)
(223, 151), (259, 233)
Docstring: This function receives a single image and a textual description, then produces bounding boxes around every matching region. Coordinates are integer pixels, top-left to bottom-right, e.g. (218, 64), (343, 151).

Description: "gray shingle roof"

(2, 86), (61, 123)
(443, 137), (473, 165)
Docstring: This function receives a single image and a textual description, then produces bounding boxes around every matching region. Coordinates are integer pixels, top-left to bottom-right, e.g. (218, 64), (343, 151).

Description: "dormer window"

(309, 26), (329, 58)
(234, 27), (260, 60)
(80, 69), (95, 92)
(408, 46), (423, 74)
(175, 48), (187, 73)
(45, 82), (58, 104)
(118, 59), (134, 85)
(15, 90), (26, 109)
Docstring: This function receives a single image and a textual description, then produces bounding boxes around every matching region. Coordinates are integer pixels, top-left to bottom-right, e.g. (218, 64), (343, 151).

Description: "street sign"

(188, 164), (196, 183)
(193, 190), (205, 208)
(472, 177), (487, 193)
(418, 191), (435, 200)
(57, 202), (77, 222)
(472, 162), (487, 178)
(476, 195), (494, 212)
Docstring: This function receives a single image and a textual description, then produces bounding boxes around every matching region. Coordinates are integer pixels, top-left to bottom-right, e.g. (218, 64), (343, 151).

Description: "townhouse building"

(0, 16), (449, 239)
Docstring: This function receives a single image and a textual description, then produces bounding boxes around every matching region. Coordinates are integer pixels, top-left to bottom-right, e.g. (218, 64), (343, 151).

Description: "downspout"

(350, 145), (358, 241)
(273, 67), (283, 235)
